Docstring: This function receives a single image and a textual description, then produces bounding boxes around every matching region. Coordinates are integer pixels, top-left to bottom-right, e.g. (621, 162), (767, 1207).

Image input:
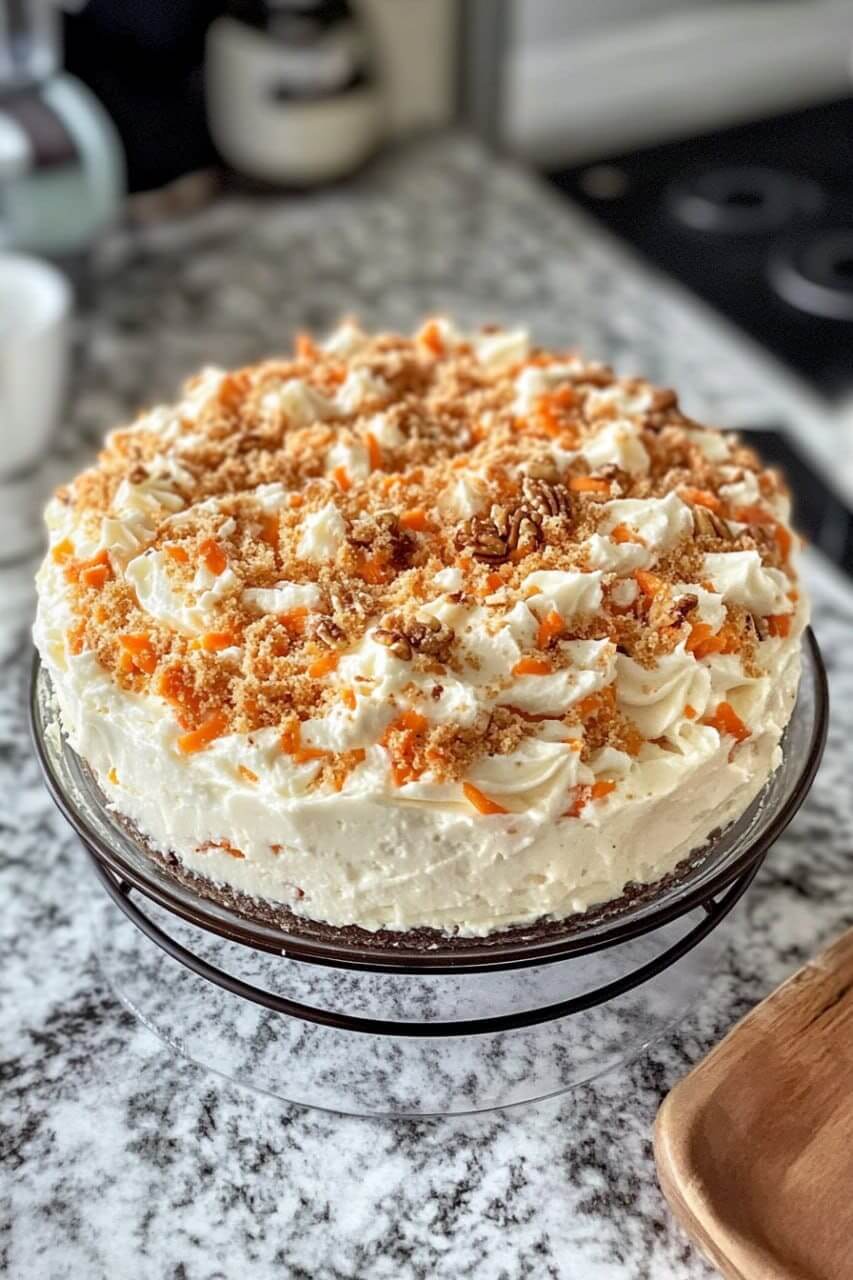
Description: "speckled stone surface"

(3, 136), (852, 1279)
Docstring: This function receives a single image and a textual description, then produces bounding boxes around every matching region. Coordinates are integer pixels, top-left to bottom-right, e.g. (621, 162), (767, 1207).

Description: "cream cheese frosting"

(34, 320), (807, 935)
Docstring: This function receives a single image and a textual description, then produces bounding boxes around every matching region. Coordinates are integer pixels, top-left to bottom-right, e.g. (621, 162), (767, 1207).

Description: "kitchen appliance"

(31, 635), (827, 1116)
(0, 0), (124, 258)
(206, 0), (384, 186)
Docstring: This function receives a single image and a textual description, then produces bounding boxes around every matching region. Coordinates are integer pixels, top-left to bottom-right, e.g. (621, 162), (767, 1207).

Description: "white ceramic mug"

(0, 253), (71, 560)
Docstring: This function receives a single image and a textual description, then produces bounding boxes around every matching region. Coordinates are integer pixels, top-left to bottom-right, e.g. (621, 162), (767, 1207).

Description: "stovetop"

(548, 98), (853, 402)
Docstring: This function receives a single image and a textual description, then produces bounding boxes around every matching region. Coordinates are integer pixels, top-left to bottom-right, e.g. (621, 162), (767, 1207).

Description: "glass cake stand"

(30, 632), (827, 1116)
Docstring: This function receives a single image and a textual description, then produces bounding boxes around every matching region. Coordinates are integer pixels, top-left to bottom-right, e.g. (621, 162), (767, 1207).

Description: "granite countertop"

(3, 135), (852, 1280)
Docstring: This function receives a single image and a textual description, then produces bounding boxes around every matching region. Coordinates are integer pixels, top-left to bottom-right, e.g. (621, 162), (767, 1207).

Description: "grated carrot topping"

(66, 620), (86, 655)
(191, 631), (239, 652)
(356, 552), (390, 585)
(177, 710), (229, 754)
(610, 523), (643, 545)
(635, 569), (663, 598)
(341, 687), (357, 711)
(513, 656), (553, 676)
(462, 781), (508, 816)
(686, 622), (739, 659)
(308, 651), (340, 679)
(703, 701), (750, 743)
(569, 475), (610, 493)
(576, 685), (617, 719)
(565, 779), (616, 817)
(775, 523), (792, 561)
(51, 537), (74, 564)
(295, 331), (318, 360)
(333, 465), (351, 492)
(279, 606), (308, 635)
(536, 610), (564, 649)
(238, 765), (258, 784)
(280, 720), (329, 765)
(399, 508), (430, 533)
(65, 549), (112, 589)
(681, 487), (722, 513)
(199, 538), (227, 576)
(684, 704), (697, 719)
(259, 512), (280, 550)
(418, 320), (444, 356)
(164, 543), (189, 564)
(734, 504), (771, 525)
(767, 614), (791, 638)
(118, 633), (158, 675)
(288, 492), (304, 509)
(366, 432), (383, 471)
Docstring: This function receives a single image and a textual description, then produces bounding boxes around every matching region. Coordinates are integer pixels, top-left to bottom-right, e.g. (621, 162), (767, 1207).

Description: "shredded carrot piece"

(164, 543), (189, 564)
(684, 704), (697, 719)
(536, 610), (564, 649)
(201, 840), (245, 860)
(217, 372), (247, 413)
(259, 512), (280, 551)
(635, 569), (663, 598)
(682, 487), (722, 513)
(775, 523), (792, 561)
(279, 606), (308, 636)
(118, 633), (158, 675)
(356, 552), (390, 585)
(576, 686), (617, 719)
(399, 508), (430, 533)
(398, 709), (428, 734)
(767, 614), (791, 638)
(703, 701), (750, 743)
(734, 504), (771, 525)
(177, 710), (229, 755)
(366, 432), (383, 471)
(610, 523), (643, 545)
(686, 621), (739, 659)
(107, 767), (119, 785)
(418, 320), (444, 356)
(280, 720), (328, 765)
(295, 331), (318, 360)
(533, 397), (563, 438)
(192, 631), (239, 652)
(65, 549), (112, 589)
(592, 779), (616, 800)
(462, 782), (508, 816)
(199, 538), (227, 576)
(565, 779), (615, 817)
(569, 475), (610, 493)
(484, 571), (504, 594)
(333, 465), (351, 492)
(51, 537), (74, 564)
(238, 765), (258, 784)
(66, 620), (86, 655)
(288, 492), (304, 509)
(341, 687), (357, 711)
(513, 657), (553, 676)
(308, 651), (340, 679)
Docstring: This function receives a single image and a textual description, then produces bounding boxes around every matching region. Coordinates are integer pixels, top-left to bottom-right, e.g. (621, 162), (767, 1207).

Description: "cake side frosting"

(34, 320), (807, 935)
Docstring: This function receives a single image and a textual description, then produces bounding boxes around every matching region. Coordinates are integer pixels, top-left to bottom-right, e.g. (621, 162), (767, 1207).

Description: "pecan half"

(693, 506), (732, 539)
(521, 475), (573, 520)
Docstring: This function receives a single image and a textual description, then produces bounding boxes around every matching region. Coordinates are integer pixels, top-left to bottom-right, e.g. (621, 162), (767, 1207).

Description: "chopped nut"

(311, 616), (345, 647)
(520, 475), (573, 519)
(374, 628), (412, 660)
(693, 506), (732, 539)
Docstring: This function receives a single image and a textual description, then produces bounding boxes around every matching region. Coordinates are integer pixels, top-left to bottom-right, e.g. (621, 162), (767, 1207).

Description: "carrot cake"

(33, 319), (806, 935)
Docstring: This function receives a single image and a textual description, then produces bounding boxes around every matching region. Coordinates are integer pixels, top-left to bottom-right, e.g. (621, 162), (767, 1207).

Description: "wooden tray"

(655, 928), (853, 1280)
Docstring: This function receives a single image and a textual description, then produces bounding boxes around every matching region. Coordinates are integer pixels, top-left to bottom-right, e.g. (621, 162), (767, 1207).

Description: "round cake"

(34, 319), (806, 937)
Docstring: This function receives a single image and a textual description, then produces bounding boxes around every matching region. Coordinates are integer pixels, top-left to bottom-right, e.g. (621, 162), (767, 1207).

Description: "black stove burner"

(548, 97), (853, 399)
(770, 228), (853, 320)
(667, 166), (825, 236)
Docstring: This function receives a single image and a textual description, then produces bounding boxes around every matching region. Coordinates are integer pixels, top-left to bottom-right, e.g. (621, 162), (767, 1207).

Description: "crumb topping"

(53, 321), (799, 791)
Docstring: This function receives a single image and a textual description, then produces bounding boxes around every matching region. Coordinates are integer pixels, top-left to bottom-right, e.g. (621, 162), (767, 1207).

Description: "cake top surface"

(42, 319), (800, 806)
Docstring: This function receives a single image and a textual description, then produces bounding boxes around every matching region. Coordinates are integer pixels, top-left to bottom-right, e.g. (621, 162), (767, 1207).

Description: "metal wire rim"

(87, 845), (764, 1038)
